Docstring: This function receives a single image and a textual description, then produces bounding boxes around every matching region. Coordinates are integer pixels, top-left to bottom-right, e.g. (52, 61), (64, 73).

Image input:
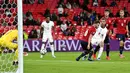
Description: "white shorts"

(91, 38), (102, 46)
(42, 34), (53, 42)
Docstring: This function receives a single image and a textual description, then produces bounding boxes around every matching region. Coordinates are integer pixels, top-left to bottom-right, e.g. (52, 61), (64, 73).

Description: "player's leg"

(6, 42), (18, 65)
(50, 42), (56, 58)
(13, 49), (18, 65)
(76, 40), (89, 61)
(93, 45), (100, 60)
(49, 35), (56, 58)
(40, 35), (47, 58)
(88, 45), (94, 61)
(119, 40), (124, 58)
(40, 42), (46, 58)
(91, 38), (99, 60)
(106, 44), (110, 60)
(97, 41), (104, 60)
(116, 34), (125, 58)
(105, 36), (111, 60)
(40, 42), (46, 53)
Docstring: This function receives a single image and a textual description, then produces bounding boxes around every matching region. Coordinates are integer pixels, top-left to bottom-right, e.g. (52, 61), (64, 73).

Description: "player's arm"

(87, 34), (93, 49)
(126, 25), (129, 37)
(126, 18), (129, 37)
(40, 23), (44, 37)
(102, 30), (108, 42)
(52, 22), (56, 36)
(109, 18), (114, 36)
(113, 17), (117, 28)
(52, 26), (56, 33)
(109, 30), (112, 36)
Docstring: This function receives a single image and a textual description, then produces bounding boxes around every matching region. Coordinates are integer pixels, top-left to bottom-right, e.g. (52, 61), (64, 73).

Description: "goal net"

(0, 0), (23, 73)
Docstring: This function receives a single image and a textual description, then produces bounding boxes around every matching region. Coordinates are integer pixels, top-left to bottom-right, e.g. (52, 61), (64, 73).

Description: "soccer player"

(76, 21), (99, 61)
(93, 9), (113, 60)
(115, 10), (129, 58)
(0, 26), (18, 65)
(91, 18), (108, 60)
(40, 16), (56, 58)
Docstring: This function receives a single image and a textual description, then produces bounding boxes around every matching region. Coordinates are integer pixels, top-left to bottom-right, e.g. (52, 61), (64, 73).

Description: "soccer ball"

(40, 49), (47, 55)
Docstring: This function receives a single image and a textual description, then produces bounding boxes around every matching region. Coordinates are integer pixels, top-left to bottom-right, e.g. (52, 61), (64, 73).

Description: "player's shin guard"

(97, 47), (103, 59)
(106, 44), (110, 57)
(50, 45), (56, 58)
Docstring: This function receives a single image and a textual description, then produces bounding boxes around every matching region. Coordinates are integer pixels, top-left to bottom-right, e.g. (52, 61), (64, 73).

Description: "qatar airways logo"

(124, 40), (130, 50)
(23, 40), (82, 52)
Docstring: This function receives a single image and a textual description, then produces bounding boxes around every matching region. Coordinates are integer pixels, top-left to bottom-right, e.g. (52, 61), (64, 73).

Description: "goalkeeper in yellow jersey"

(0, 26), (18, 65)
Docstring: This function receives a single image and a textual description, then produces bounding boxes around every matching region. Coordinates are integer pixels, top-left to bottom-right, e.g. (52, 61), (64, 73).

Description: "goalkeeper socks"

(119, 46), (124, 55)
(106, 45), (110, 57)
(97, 47), (103, 59)
(14, 49), (18, 62)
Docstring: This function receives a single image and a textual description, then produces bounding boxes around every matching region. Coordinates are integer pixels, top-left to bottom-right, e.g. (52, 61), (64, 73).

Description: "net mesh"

(0, 0), (18, 73)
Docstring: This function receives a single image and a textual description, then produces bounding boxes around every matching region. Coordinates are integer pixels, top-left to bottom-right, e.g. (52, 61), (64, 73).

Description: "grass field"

(24, 51), (130, 73)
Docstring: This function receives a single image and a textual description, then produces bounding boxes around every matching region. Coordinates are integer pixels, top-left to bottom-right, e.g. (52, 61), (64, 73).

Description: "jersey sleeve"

(52, 21), (54, 27)
(102, 29), (108, 41)
(41, 22), (44, 27)
(90, 29), (96, 36)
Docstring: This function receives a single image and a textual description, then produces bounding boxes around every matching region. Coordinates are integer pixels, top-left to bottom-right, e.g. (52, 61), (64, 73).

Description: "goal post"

(0, 0), (23, 73)
(17, 0), (23, 73)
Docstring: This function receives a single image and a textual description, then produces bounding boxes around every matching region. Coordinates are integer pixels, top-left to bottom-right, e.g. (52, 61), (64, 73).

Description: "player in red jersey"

(115, 10), (129, 58)
(76, 21), (99, 61)
(93, 9), (113, 60)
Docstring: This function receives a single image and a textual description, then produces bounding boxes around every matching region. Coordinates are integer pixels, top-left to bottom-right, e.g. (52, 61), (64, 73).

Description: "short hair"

(45, 15), (50, 18)
(94, 21), (100, 24)
(105, 9), (110, 13)
(120, 9), (124, 13)
(101, 17), (106, 21)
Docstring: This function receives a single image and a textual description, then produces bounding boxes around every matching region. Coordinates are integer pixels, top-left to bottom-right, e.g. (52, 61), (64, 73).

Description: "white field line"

(24, 59), (130, 64)
(0, 72), (16, 73)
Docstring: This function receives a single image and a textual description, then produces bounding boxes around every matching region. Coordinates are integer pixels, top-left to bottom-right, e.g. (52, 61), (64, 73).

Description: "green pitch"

(24, 52), (130, 73)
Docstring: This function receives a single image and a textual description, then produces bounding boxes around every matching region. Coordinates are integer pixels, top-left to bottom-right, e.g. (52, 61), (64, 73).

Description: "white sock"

(97, 47), (103, 59)
(41, 44), (45, 52)
(50, 45), (55, 56)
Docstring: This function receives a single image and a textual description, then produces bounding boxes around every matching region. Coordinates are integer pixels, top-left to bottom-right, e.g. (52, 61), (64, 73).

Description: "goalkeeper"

(0, 27), (18, 65)
(0, 26), (28, 65)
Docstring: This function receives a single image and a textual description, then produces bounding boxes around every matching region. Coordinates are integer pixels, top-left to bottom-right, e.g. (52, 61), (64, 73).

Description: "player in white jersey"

(40, 16), (56, 58)
(91, 18), (108, 60)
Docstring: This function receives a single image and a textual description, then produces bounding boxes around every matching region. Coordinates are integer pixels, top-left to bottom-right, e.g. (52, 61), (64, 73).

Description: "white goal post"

(17, 0), (23, 73)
